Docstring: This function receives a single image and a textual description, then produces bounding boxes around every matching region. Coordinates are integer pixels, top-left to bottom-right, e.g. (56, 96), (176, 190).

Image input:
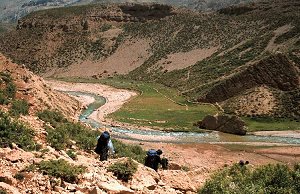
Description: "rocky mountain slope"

(0, 0), (253, 22)
(0, 0), (94, 22)
(0, 53), (79, 118)
(0, 0), (299, 119)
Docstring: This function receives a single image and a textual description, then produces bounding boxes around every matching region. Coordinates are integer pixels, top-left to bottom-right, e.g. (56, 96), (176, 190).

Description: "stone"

(130, 164), (159, 191)
(0, 182), (21, 194)
(0, 172), (17, 185)
(159, 170), (197, 192)
(168, 162), (181, 170)
(89, 186), (106, 194)
(54, 186), (64, 193)
(98, 181), (134, 194)
(198, 114), (247, 135)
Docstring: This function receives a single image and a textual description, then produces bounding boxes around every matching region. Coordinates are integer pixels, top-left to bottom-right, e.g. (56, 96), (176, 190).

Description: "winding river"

(67, 91), (300, 145)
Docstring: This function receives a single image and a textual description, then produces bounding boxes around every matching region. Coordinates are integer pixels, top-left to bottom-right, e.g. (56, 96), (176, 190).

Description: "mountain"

(0, 0), (299, 119)
(0, 0), (254, 22)
(0, 0), (94, 22)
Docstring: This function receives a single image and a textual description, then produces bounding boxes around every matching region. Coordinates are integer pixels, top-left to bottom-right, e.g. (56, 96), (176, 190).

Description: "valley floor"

(46, 80), (300, 176)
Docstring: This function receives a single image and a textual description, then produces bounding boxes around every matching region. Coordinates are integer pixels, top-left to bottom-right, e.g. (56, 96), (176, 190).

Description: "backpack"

(146, 149), (158, 165)
(147, 149), (157, 157)
(94, 131), (110, 154)
(99, 131), (110, 143)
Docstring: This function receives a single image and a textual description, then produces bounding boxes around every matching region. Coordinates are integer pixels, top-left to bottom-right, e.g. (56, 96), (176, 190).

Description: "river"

(66, 91), (300, 145)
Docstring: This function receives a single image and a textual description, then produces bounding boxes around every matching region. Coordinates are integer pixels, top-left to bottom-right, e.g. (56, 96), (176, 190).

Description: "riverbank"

(46, 80), (137, 124)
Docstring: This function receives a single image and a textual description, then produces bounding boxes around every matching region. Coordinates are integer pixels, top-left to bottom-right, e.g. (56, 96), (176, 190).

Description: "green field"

(244, 117), (300, 132)
(55, 77), (300, 132)
(101, 78), (219, 131)
(56, 77), (218, 132)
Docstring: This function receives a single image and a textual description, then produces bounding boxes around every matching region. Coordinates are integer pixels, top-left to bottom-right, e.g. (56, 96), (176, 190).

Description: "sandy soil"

(157, 46), (219, 71)
(50, 38), (152, 77)
(253, 130), (300, 139)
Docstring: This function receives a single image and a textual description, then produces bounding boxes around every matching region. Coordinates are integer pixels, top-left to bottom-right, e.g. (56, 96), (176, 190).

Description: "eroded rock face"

(198, 115), (247, 135)
(199, 54), (300, 103)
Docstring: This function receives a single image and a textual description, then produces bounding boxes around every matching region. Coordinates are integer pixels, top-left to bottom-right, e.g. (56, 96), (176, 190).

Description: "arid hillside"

(0, 0), (253, 22)
(0, 53), (80, 118)
(0, 0), (299, 119)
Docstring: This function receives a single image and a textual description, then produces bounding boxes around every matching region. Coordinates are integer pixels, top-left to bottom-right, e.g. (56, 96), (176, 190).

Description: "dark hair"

(157, 149), (163, 155)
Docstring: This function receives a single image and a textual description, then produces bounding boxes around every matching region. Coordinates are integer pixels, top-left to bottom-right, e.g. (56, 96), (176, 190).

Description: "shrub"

(0, 111), (35, 150)
(0, 92), (9, 105)
(37, 159), (86, 183)
(37, 110), (67, 127)
(198, 163), (300, 194)
(66, 150), (77, 160)
(112, 139), (145, 163)
(39, 110), (100, 151)
(108, 158), (138, 182)
(9, 99), (29, 116)
(0, 189), (7, 194)
(14, 172), (25, 181)
(100, 24), (112, 32)
(5, 82), (16, 99)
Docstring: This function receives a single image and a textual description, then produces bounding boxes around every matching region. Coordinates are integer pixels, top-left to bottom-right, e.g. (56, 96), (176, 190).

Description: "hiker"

(95, 131), (115, 161)
(239, 160), (249, 166)
(145, 149), (166, 171)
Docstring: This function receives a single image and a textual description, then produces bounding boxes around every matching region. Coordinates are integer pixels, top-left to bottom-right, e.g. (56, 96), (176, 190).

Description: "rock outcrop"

(0, 146), (201, 194)
(198, 115), (247, 135)
(199, 54), (300, 103)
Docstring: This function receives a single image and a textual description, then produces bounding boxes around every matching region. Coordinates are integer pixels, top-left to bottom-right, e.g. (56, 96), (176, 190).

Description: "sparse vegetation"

(199, 163), (300, 194)
(66, 150), (77, 160)
(35, 159), (86, 183)
(9, 99), (29, 117)
(13, 172), (25, 181)
(38, 110), (146, 162)
(0, 111), (35, 151)
(108, 158), (138, 182)
(112, 139), (145, 163)
(38, 110), (99, 150)
(0, 189), (7, 194)
(0, 72), (16, 102)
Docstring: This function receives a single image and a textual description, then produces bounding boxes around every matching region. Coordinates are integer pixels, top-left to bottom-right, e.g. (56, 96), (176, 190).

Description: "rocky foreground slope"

(0, 0), (299, 120)
(0, 54), (206, 193)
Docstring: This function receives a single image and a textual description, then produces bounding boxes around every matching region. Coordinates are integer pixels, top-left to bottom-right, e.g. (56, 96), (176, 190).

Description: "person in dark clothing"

(145, 149), (163, 171)
(95, 131), (114, 161)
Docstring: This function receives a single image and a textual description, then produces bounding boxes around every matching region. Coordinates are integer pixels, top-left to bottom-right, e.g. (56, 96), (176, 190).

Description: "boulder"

(199, 115), (247, 135)
(159, 170), (197, 192)
(89, 187), (106, 194)
(97, 181), (134, 194)
(130, 164), (159, 191)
